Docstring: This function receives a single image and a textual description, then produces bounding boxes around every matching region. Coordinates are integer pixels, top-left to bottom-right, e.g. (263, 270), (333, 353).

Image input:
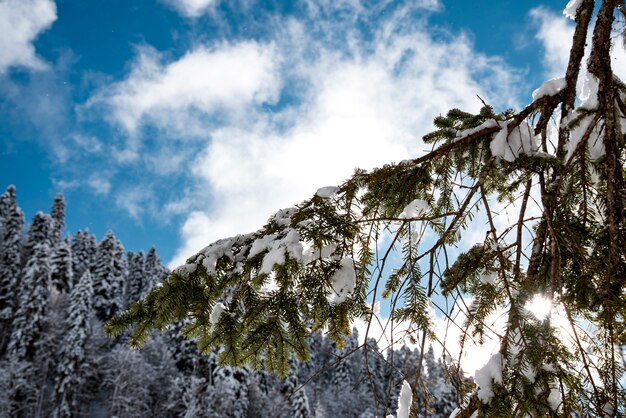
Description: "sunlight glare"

(525, 294), (553, 320)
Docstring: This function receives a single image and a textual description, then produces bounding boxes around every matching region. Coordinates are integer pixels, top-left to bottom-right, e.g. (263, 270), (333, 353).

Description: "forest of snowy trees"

(0, 185), (461, 417)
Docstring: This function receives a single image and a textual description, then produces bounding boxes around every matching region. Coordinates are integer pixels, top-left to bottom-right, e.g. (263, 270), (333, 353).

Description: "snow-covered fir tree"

(360, 338), (389, 416)
(0, 358), (38, 417)
(206, 365), (250, 418)
(423, 345), (457, 417)
(50, 193), (65, 246)
(102, 345), (156, 418)
(181, 375), (210, 418)
(144, 246), (168, 294)
(92, 231), (126, 322)
(4, 212), (55, 417)
(164, 319), (200, 373)
(0, 185), (24, 354)
(52, 269), (94, 418)
(125, 250), (145, 308)
(70, 229), (97, 283)
(7, 212), (54, 362)
(51, 236), (73, 294)
(283, 363), (311, 418)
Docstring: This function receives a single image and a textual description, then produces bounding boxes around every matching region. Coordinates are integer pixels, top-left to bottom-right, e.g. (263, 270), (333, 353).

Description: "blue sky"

(0, 0), (580, 267)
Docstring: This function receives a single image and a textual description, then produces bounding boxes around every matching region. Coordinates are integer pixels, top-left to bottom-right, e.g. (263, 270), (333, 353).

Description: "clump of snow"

(587, 131), (606, 160)
(474, 352), (504, 403)
(396, 380), (413, 418)
(173, 263), (197, 275)
(548, 382), (562, 411)
(303, 243), (337, 264)
(272, 207), (297, 226)
(210, 302), (226, 325)
(316, 186), (339, 198)
(563, 86), (606, 163)
(200, 236), (245, 274)
(328, 257), (356, 303)
(249, 229), (304, 275)
(490, 121), (539, 162)
(449, 408), (461, 418)
(563, 0), (584, 20)
(532, 77), (566, 101)
(399, 198), (429, 219)
(580, 74), (599, 109)
(455, 119), (499, 141)
(479, 270), (497, 285)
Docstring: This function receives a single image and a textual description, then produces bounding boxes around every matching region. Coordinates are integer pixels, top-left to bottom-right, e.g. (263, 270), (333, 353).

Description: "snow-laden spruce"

(107, 2), (626, 416)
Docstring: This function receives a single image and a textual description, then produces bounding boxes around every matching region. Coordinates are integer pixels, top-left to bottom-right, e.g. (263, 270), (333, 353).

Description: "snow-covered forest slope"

(0, 185), (460, 417)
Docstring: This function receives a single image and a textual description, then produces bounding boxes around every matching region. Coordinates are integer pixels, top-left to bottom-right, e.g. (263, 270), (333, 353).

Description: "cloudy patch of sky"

(3, 0), (622, 276)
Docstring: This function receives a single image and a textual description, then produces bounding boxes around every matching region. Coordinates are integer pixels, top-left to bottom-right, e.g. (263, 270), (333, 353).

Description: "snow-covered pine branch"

(107, 1), (626, 415)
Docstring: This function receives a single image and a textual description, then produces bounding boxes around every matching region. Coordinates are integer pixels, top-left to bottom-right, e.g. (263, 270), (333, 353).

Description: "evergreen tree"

(206, 365), (250, 417)
(50, 193), (65, 246)
(108, 1), (626, 415)
(92, 231), (126, 322)
(71, 229), (96, 283)
(164, 319), (199, 373)
(52, 270), (94, 418)
(7, 212), (54, 362)
(5, 212), (54, 418)
(181, 375), (210, 418)
(424, 345), (456, 417)
(125, 250), (145, 308)
(330, 330), (359, 395)
(0, 359), (38, 417)
(361, 338), (389, 416)
(51, 236), (73, 293)
(384, 345), (427, 416)
(282, 367), (311, 418)
(102, 346), (155, 418)
(135, 334), (182, 418)
(0, 185), (24, 354)
(143, 246), (167, 296)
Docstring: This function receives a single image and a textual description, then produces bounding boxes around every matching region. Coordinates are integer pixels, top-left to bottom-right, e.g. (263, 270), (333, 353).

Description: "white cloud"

(0, 0), (56, 74)
(52, 178), (80, 191)
(530, 7), (575, 78)
(81, 1), (521, 271)
(87, 176), (111, 195)
(85, 42), (280, 138)
(304, 0), (441, 17)
(174, 211), (213, 263)
(530, 7), (626, 88)
(168, 12), (522, 267)
(161, 0), (218, 18)
(70, 134), (103, 153)
(115, 187), (153, 220)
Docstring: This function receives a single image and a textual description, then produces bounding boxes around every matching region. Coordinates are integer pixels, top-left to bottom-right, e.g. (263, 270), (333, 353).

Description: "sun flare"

(525, 294), (553, 321)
